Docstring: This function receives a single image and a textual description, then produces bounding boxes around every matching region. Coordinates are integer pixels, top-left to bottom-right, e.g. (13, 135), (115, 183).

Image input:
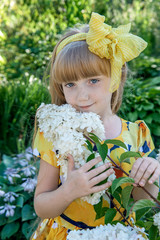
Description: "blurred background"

(0, 0), (160, 157)
(0, 1), (160, 239)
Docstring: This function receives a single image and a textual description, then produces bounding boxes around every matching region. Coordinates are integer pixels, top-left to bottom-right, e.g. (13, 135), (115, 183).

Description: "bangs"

(52, 41), (111, 84)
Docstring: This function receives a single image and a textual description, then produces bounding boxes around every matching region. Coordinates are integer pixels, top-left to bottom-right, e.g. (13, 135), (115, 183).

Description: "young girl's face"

(62, 75), (112, 120)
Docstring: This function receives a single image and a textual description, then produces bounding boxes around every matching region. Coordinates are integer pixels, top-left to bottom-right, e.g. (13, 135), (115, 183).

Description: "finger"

(129, 158), (143, 179)
(89, 168), (114, 187)
(82, 157), (102, 172)
(148, 166), (160, 184)
(88, 162), (112, 179)
(139, 163), (157, 186)
(67, 154), (75, 173)
(133, 160), (151, 184)
(92, 181), (112, 193)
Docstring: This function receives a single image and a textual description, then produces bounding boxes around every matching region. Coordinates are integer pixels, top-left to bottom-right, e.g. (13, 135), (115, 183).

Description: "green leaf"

(104, 139), (127, 150)
(120, 151), (141, 162)
(128, 111), (138, 121)
(122, 185), (133, 209)
(112, 191), (121, 205)
(86, 153), (95, 162)
(157, 192), (160, 201)
(86, 153), (95, 170)
(122, 158), (131, 164)
(96, 143), (108, 162)
(22, 222), (36, 239)
(136, 207), (151, 221)
(144, 221), (153, 231)
(111, 177), (135, 193)
(88, 133), (101, 143)
(8, 185), (24, 192)
(22, 204), (36, 221)
(135, 220), (145, 228)
(126, 198), (134, 217)
(16, 195), (24, 208)
(7, 208), (21, 223)
(0, 214), (7, 226)
(0, 176), (8, 184)
(2, 155), (13, 168)
(149, 225), (158, 240)
(86, 140), (93, 152)
(1, 222), (20, 239)
(105, 208), (117, 224)
(0, 163), (7, 176)
(132, 199), (156, 212)
(94, 197), (104, 220)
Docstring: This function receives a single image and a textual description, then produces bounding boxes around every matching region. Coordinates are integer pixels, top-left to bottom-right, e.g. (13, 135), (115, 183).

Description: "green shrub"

(120, 74), (160, 150)
(0, 78), (50, 155)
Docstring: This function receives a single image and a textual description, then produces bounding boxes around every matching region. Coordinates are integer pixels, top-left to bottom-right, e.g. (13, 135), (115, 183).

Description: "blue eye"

(90, 79), (99, 84)
(65, 82), (75, 88)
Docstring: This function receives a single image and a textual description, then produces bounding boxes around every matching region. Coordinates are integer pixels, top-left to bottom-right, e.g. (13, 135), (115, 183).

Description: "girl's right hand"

(65, 154), (114, 201)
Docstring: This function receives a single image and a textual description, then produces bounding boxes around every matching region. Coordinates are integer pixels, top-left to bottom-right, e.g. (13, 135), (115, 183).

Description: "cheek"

(63, 89), (74, 104)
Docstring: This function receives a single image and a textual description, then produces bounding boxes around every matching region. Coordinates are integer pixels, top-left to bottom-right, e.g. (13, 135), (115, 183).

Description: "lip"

(78, 103), (94, 109)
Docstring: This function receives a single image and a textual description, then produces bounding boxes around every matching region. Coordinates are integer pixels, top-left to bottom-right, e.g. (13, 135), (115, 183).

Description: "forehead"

(52, 41), (111, 84)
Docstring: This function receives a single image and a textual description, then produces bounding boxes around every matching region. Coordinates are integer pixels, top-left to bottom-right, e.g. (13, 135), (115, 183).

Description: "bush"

(120, 74), (160, 150)
(0, 78), (50, 155)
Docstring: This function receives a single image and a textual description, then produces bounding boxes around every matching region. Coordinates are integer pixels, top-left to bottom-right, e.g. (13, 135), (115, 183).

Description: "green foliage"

(120, 74), (160, 150)
(0, 149), (39, 239)
(0, 80), (50, 155)
(104, 208), (117, 224)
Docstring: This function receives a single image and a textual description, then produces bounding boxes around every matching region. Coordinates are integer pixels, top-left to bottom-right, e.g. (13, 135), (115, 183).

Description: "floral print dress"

(31, 119), (154, 240)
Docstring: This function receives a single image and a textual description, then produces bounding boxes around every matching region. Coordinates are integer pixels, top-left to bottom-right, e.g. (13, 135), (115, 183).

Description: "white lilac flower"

(67, 223), (148, 240)
(36, 103), (117, 205)
(21, 178), (37, 193)
(153, 212), (160, 234)
(4, 168), (21, 184)
(22, 165), (36, 176)
(3, 192), (18, 203)
(0, 204), (16, 217)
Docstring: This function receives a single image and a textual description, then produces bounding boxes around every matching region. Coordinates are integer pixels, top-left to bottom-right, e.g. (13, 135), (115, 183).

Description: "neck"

(102, 114), (122, 139)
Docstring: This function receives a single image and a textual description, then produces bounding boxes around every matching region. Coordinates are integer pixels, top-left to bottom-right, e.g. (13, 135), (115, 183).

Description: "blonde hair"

(49, 25), (127, 114)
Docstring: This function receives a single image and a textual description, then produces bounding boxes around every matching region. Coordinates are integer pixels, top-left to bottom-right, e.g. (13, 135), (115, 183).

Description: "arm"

(34, 155), (114, 219)
(130, 157), (160, 201)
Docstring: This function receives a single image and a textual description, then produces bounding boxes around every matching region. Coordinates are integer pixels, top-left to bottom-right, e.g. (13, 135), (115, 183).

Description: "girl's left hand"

(129, 157), (160, 187)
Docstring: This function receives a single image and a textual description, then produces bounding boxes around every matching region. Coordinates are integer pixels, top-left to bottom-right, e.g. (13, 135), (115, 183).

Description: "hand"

(65, 154), (114, 201)
(129, 157), (160, 187)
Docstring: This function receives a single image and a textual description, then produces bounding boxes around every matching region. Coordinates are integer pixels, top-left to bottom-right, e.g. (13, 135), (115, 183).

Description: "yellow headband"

(56, 12), (147, 92)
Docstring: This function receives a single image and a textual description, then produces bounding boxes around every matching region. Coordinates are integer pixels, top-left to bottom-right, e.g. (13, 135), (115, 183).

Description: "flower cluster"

(153, 212), (160, 234)
(67, 223), (148, 240)
(36, 103), (116, 205)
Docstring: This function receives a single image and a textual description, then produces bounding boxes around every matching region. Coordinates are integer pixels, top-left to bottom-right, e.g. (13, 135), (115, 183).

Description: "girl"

(32, 12), (160, 240)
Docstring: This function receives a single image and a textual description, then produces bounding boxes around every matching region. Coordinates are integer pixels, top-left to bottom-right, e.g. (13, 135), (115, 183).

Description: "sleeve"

(33, 128), (59, 168)
(135, 120), (155, 157)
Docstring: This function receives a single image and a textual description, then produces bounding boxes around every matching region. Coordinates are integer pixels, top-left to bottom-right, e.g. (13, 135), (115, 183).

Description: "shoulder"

(121, 118), (155, 155)
(121, 119), (150, 133)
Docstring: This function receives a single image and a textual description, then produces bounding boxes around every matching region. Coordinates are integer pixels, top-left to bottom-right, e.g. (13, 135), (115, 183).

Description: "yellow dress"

(31, 119), (154, 240)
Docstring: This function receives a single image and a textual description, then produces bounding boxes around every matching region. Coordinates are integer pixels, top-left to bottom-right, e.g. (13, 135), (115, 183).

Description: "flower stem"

(105, 191), (132, 226)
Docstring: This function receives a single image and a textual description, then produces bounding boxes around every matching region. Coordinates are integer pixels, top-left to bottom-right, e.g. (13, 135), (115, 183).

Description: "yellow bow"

(56, 12), (147, 92)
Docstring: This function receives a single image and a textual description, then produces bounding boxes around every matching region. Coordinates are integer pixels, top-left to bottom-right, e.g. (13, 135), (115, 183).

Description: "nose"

(77, 86), (89, 101)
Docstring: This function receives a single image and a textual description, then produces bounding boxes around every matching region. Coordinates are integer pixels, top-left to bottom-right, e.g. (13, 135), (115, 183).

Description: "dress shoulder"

(33, 128), (59, 168)
(134, 120), (155, 156)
